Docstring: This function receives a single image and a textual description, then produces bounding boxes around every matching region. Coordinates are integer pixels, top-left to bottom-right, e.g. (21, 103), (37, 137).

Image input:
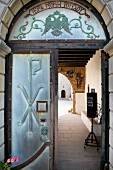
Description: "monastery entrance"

(5, 0), (109, 169)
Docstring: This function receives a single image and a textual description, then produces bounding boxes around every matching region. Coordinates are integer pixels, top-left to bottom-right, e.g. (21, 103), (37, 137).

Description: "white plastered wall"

(58, 73), (72, 99)
(75, 93), (85, 114)
(85, 50), (101, 110)
(75, 50), (101, 114)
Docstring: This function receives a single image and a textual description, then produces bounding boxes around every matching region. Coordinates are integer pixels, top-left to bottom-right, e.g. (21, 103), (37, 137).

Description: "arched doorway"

(3, 0), (110, 169)
(58, 73), (73, 118)
(58, 73), (72, 99)
(61, 90), (66, 98)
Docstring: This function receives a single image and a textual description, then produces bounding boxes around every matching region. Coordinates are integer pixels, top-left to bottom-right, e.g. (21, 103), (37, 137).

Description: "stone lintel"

(0, 39), (11, 56)
(104, 39), (113, 56)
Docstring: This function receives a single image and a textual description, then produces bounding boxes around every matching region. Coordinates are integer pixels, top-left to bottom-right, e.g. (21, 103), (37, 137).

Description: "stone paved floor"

(58, 99), (101, 170)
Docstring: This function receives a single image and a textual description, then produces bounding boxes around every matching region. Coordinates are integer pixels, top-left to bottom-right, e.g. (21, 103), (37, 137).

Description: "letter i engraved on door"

(17, 56), (44, 133)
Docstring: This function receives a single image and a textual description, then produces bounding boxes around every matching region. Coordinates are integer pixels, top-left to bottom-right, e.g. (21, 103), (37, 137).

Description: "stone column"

(72, 92), (76, 114)
(0, 40), (11, 161)
(104, 39), (113, 170)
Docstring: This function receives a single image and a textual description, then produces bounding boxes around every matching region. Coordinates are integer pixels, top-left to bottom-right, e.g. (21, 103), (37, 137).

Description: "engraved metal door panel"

(12, 54), (50, 169)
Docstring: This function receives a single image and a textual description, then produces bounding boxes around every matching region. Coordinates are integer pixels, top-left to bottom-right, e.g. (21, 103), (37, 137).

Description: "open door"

(5, 51), (58, 170)
(101, 50), (109, 169)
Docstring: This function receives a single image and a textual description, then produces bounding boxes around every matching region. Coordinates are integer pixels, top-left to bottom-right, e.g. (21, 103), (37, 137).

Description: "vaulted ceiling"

(58, 49), (96, 67)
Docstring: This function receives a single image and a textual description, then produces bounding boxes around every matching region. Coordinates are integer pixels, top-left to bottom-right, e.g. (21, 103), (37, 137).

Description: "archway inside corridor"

(58, 73), (73, 117)
(58, 73), (72, 99)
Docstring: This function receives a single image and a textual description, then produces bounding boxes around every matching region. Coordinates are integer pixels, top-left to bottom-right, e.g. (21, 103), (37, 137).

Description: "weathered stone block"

(9, 0), (23, 15)
(110, 111), (113, 129)
(104, 0), (112, 3)
(0, 128), (4, 146)
(107, 1), (113, 14)
(0, 57), (5, 74)
(104, 39), (113, 56)
(109, 93), (113, 110)
(0, 2), (7, 20)
(107, 20), (113, 39)
(21, 0), (31, 5)
(0, 75), (4, 91)
(0, 111), (4, 128)
(109, 164), (113, 170)
(109, 75), (113, 92)
(109, 128), (113, 148)
(0, 40), (11, 56)
(1, 0), (11, 5)
(0, 144), (4, 161)
(86, 0), (92, 3)
(2, 8), (14, 28)
(0, 22), (8, 40)
(101, 5), (113, 26)
(103, 0), (111, 3)
(92, 0), (105, 13)
(109, 146), (113, 168)
(0, 93), (4, 110)
(109, 56), (113, 74)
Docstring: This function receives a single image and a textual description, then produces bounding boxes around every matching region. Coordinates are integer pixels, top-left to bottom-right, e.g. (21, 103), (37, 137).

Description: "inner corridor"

(58, 99), (101, 170)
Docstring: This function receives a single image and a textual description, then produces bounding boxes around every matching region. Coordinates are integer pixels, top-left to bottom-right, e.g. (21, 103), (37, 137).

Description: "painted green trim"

(14, 11), (100, 40)
(69, 16), (100, 39)
(14, 17), (44, 40)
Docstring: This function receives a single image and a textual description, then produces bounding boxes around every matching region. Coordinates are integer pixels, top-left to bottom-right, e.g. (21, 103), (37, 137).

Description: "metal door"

(11, 53), (51, 169)
(101, 51), (109, 169)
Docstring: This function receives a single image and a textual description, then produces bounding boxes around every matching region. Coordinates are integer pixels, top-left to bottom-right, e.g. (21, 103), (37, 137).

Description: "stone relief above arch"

(8, 0), (107, 40)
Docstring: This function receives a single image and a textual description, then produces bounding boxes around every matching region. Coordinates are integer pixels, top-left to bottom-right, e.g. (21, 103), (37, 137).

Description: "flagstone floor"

(58, 99), (101, 170)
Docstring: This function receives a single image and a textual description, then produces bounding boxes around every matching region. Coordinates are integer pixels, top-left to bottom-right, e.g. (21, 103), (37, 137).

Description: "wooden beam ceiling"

(58, 49), (96, 67)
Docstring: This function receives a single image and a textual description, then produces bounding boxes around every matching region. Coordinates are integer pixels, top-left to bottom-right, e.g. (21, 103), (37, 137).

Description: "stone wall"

(0, 56), (5, 161)
(0, 0), (113, 169)
(0, 40), (11, 161)
(104, 40), (113, 170)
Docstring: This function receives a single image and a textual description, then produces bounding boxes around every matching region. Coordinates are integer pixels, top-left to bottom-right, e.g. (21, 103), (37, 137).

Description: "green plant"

(0, 157), (19, 170)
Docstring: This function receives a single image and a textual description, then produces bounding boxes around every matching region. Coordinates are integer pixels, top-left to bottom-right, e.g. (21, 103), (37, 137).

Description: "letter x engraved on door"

(17, 56), (44, 133)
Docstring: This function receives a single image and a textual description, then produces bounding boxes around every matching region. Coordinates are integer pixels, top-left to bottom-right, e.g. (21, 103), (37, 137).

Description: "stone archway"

(0, 0), (113, 170)
(58, 67), (85, 114)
